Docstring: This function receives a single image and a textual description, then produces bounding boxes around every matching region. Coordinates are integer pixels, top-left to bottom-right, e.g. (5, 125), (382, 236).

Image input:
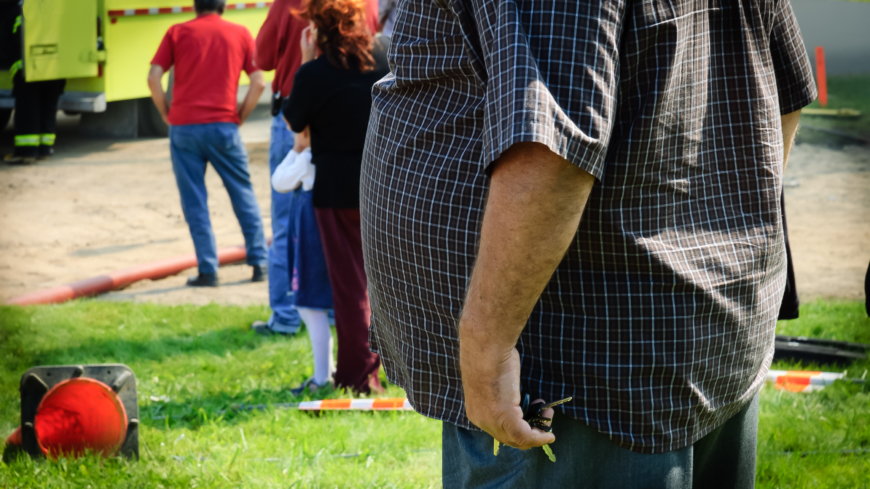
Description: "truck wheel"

(136, 98), (168, 137)
(0, 109), (11, 130)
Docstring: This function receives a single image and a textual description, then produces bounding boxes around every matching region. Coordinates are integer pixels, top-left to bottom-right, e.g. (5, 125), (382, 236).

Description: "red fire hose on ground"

(6, 244), (251, 306)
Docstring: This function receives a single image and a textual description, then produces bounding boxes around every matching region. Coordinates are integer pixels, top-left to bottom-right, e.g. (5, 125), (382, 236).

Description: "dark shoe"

(38, 146), (55, 159)
(186, 273), (218, 287)
(251, 264), (266, 283)
(290, 377), (333, 396)
(4, 154), (37, 165)
(250, 320), (294, 336)
(250, 320), (273, 335)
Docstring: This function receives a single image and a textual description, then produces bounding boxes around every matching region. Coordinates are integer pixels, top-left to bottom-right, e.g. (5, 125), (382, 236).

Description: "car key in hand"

(493, 393), (572, 461)
(522, 394), (573, 433)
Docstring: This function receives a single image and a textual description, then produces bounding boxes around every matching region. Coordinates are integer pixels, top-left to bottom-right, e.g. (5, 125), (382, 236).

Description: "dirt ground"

(0, 106), (276, 306)
(0, 111), (868, 307)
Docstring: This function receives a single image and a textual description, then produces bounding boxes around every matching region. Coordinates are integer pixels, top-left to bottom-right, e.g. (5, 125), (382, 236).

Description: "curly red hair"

(295, 0), (375, 72)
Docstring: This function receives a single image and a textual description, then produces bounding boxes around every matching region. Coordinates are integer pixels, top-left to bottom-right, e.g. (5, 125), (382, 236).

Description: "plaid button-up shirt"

(361, 0), (816, 453)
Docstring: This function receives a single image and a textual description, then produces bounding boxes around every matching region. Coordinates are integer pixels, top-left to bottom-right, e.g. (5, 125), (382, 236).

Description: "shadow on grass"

(140, 385), (374, 431)
(20, 327), (284, 369)
(0, 308), (32, 389)
(0, 320), (298, 404)
(0, 322), (307, 429)
(0, 302), (274, 381)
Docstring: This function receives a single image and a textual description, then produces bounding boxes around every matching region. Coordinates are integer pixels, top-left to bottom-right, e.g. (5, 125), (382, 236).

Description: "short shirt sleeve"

(242, 28), (259, 75)
(769, 0), (817, 115)
(452, 0), (628, 178)
(151, 28), (175, 71)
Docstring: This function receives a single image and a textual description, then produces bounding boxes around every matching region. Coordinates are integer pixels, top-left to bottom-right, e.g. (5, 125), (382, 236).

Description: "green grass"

(774, 301), (870, 344)
(0, 303), (440, 488)
(799, 74), (870, 144)
(762, 301), (870, 488)
(0, 300), (868, 487)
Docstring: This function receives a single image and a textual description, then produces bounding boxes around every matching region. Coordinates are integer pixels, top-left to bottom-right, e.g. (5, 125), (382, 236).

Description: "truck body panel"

(23, 0), (99, 82)
(1, 0), (273, 105)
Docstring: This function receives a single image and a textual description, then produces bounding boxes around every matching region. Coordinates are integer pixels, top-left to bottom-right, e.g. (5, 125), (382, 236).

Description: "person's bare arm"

(147, 65), (170, 125)
(459, 142), (596, 450)
(781, 109), (801, 171)
(238, 70), (267, 126)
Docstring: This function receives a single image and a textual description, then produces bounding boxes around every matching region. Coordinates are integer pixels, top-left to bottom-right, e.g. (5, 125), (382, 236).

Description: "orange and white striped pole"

(766, 370), (846, 392)
(150, 398), (414, 420)
(296, 398), (413, 411)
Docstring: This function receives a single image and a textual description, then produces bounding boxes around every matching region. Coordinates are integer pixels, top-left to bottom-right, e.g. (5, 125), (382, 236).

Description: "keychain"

(493, 394), (572, 462)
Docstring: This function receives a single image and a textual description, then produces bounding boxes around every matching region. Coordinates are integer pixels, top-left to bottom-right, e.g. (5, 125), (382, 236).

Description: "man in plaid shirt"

(362, 0), (815, 486)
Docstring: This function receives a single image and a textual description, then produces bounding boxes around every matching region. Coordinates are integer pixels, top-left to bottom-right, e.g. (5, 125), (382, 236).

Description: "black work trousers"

(12, 72), (65, 157)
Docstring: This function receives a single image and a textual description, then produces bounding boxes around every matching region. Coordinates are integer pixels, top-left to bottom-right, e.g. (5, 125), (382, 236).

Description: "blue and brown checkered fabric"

(361, 0), (816, 454)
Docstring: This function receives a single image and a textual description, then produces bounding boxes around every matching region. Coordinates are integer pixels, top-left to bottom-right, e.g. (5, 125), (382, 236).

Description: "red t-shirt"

(151, 14), (258, 126)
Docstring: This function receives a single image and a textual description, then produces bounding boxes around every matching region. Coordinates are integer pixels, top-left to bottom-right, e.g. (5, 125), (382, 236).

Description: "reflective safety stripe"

(40, 134), (56, 146)
(12, 15), (21, 33)
(9, 59), (22, 78)
(15, 135), (40, 147)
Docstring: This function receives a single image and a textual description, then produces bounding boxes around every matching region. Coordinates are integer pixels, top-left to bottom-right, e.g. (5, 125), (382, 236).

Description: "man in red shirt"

(147, 0), (269, 288)
(249, 0), (378, 335)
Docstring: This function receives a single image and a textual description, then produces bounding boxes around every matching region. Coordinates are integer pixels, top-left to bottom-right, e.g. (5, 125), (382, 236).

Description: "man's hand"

(458, 142), (595, 449)
(461, 346), (556, 449)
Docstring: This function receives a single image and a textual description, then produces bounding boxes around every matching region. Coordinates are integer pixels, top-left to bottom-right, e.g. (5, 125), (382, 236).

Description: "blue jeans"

(290, 189), (333, 309)
(169, 123), (268, 275)
(267, 115), (301, 329)
(443, 394), (759, 489)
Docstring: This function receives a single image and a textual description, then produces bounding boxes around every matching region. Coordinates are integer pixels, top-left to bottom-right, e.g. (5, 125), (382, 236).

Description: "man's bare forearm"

(238, 70), (266, 125)
(458, 141), (595, 448)
(781, 109), (801, 171)
(147, 65), (169, 123)
(461, 143), (595, 351)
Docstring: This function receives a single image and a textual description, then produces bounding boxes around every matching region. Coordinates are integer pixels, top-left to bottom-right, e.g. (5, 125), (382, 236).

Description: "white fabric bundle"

(271, 147), (314, 193)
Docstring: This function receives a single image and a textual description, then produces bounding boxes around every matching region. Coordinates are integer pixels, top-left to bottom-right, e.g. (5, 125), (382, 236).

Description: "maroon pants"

(314, 208), (382, 394)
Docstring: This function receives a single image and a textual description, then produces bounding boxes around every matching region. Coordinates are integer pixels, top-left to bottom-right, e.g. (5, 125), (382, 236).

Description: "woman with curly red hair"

(282, 0), (389, 395)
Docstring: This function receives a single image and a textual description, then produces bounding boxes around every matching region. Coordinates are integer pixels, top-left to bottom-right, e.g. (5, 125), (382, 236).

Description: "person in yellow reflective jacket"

(2, 4), (66, 165)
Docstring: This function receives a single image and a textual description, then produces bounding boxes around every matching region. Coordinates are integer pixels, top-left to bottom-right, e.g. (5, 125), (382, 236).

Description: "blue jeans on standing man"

(267, 114), (301, 332)
(169, 122), (268, 275)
